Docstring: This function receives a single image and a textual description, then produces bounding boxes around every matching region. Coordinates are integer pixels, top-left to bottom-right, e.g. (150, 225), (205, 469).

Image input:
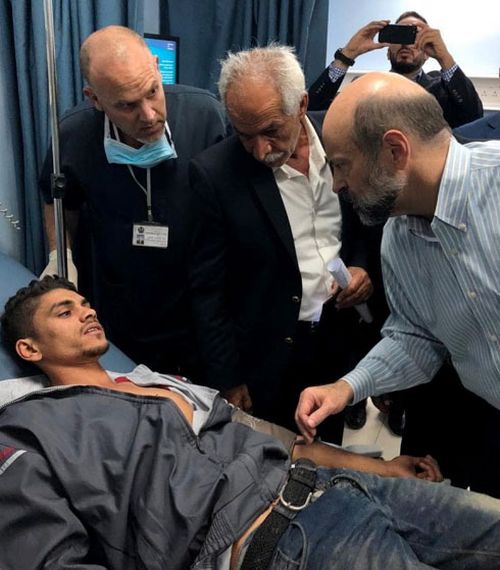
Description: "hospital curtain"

(0, 0), (143, 271)
(159, 0), (328, 93)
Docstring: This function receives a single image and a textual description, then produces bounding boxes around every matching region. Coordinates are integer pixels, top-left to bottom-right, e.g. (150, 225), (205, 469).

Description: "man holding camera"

(309, 11), (483, 128)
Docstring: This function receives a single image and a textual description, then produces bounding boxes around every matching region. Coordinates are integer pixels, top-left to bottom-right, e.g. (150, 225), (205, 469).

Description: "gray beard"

(341, 167), (406, 227)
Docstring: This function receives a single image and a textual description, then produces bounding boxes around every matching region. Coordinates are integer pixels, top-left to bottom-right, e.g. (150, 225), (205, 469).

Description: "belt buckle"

(278, 486), (312, 511)
(239, 460), (317, 570)
(278, 460), (316, 512)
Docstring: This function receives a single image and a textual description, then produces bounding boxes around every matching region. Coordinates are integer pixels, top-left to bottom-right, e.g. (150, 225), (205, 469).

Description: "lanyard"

(127, 165), (153, 222)
(109, 120), (175, 224)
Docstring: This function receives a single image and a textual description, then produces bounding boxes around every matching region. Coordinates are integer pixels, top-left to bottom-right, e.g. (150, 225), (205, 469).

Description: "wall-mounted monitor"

(144, 33), (180, 85)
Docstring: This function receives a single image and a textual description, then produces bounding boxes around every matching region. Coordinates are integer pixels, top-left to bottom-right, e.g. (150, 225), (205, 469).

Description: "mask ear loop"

(164, 121), (176, 152)
(107, 116), (152, 221)
(104, 115), (116, 141)
(110, 119), (121, 142)
(108, 116), (173, 222)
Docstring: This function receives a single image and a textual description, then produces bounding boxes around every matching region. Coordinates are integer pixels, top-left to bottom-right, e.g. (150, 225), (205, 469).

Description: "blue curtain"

(0, 1), (24, 262)
(160, 0), (328, 93)
(0, 0), (143, 271)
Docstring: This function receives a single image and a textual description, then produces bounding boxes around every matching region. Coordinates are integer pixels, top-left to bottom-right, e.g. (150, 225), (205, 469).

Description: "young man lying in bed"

(1, 276), (499, 570)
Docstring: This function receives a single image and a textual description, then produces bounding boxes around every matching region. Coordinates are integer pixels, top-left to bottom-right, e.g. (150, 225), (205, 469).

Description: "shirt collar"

(415, 69), (424, 81)
(432, 137), (470, 231)
(273, 116), (327, 180)
(407, 137), (470, 240)
(407, 215), (437, 241)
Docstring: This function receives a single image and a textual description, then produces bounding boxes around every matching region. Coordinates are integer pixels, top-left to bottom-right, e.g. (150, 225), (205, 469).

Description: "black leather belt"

(240, 459), (317, 570)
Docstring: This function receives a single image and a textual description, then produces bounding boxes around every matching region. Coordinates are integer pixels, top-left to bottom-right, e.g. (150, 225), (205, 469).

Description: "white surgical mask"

(103, 116), (177, 168)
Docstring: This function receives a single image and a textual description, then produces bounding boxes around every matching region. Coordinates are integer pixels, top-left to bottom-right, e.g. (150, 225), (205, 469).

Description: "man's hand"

(338, 20), (391, 64)
(386, 455), (443, 482)
(223, 383), (253, 413)
(331, 266), (373, 309)
(295, 380), (354, 443)
(40, 248), (79, 287)
(415, 25), (455, 70)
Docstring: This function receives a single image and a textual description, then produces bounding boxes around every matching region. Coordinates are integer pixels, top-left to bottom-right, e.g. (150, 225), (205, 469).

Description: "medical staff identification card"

(132, 223), (169, 248)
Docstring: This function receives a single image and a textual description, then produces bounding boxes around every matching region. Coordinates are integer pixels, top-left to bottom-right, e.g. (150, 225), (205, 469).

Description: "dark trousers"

(400, 362), (500, 498)
(253, 303), (360, 445)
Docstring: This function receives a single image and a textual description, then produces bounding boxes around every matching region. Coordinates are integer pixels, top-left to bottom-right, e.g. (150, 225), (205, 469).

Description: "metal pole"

(43, 0), (67, 279)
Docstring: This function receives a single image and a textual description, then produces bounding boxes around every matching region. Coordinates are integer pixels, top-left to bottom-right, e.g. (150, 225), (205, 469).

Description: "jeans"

(270, 468), (500, 569)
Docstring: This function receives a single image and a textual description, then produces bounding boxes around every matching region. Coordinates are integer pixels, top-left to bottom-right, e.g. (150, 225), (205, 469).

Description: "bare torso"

(106, 380), (194, 425)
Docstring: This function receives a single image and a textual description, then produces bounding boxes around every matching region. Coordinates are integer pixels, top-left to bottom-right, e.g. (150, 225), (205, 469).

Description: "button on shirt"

(273, 116), (342, 321)
(344, 138), (500, 409)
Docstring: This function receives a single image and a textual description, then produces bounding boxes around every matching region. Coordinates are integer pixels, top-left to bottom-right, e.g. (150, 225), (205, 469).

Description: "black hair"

(395, 11), (428, 24)
(1, 275), (77, 358)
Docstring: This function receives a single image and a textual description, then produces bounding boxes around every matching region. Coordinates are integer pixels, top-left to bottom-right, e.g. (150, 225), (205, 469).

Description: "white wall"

(326, 1), (500, 78)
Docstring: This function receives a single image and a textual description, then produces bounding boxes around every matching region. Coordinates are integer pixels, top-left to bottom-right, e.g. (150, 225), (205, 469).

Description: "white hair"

(218, 44), (306, 116)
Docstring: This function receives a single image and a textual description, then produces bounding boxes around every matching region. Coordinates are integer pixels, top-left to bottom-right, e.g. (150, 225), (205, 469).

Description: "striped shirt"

(344, 138), (500, 409)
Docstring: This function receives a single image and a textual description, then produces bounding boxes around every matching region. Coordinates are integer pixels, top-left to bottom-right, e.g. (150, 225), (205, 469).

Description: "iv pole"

(43, 0), (68, 279)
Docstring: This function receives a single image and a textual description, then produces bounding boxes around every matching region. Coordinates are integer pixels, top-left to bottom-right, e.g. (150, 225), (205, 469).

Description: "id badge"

(132, 222), (169, 249)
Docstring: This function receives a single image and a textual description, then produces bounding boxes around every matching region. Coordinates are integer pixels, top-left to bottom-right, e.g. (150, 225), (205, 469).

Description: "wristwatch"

(334, 48), (355, 67)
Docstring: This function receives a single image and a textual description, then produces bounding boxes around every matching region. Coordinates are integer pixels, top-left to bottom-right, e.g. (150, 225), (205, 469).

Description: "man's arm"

(295, 327), (446, 443)
(43, 203), (79, 251)
(295, 379), (354, 443)
(40, 204), (80, 285)
(308, 20), (390, 111)
(436, 67), (483, 128)
(293, 438), (442, 481)
(308, 68), (346, 112)
(416, 25), (456, 72)
(231, 408), (442, 481)
(416, 25), (483, 128)
(295, 232), (448, 441)
(39, 144), (81, 285)
(0, 446), (105, 568)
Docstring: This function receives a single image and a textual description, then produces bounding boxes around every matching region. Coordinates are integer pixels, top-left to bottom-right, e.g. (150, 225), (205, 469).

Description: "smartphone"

(378, 24), (417, 45)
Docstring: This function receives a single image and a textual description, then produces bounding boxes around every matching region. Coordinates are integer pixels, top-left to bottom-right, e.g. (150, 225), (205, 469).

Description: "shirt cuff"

(328, 64), (347, 84)
(342, 367), (376, 404)
(441, 63), (458, 83)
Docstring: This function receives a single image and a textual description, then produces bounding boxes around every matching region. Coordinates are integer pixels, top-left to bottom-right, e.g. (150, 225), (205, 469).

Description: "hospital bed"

(0, 250), (382, 458)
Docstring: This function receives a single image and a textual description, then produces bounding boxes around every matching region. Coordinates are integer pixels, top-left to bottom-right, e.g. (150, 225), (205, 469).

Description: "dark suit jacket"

(454, 111), (500, 140)
(188, 112), (368, 405)
(308, 66), (483, 128)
